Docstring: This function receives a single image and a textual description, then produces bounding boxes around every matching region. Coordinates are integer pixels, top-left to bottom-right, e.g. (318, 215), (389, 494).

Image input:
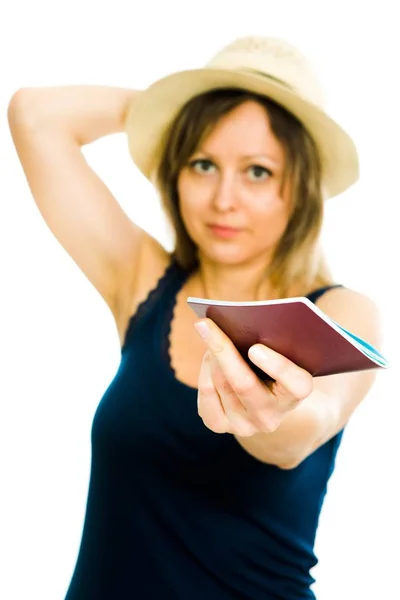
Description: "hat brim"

(124, 67), (359, 198)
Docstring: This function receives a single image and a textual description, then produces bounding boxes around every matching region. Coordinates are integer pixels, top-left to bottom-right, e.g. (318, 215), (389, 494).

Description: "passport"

(187, 296), (388, 378)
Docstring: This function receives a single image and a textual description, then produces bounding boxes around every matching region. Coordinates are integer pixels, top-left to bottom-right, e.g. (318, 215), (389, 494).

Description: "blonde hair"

(156, 88), (333, 297)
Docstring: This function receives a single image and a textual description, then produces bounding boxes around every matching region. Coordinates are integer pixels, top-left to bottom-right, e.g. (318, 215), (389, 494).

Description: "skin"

(176, 100), (382, 469)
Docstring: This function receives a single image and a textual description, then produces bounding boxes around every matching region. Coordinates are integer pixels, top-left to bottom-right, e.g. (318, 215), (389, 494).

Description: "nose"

(211, 170), (238, 212)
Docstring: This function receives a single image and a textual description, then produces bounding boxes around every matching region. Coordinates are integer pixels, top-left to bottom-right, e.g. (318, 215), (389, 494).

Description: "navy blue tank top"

(65, 257), (344, 600)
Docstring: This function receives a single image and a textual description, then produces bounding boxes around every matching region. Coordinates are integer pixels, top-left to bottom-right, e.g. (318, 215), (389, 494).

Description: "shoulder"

(314, 286), (382, 349)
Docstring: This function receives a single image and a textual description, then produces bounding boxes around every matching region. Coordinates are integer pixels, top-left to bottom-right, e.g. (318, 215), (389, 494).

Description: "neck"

(194, 258), (277, 302)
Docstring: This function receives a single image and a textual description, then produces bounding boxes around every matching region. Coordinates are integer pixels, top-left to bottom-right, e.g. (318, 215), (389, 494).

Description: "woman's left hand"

(194, 318), (314, 437)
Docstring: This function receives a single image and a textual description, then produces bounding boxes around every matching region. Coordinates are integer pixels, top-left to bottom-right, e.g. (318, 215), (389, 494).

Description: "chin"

(198, 244), (251, 266)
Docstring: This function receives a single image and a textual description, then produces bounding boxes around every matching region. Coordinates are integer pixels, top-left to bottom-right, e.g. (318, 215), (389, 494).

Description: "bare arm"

(8, 85), (139, 144)
(7, 86), (167, 324)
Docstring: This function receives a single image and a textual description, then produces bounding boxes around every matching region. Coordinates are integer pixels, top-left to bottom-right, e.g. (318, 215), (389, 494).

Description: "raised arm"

(7, 85), (166, 327)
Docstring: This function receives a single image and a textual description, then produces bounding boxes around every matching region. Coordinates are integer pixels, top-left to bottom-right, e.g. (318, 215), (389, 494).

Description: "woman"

(8, 35), (381, 599)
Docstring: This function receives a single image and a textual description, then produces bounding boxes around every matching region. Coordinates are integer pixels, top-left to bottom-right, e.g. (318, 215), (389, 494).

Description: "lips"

(207, 223), (243, 238)
(208, 223), (242, 231)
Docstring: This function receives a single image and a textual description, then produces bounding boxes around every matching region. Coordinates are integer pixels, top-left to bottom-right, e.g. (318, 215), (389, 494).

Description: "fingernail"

(248, 345), (268, 362)
(194, 321), (211, 340)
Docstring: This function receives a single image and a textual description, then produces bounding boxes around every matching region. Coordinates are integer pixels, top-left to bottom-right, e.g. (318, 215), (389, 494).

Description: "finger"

(197, 351), (232, 434)
(208, 351), (259, 437)
(248, 344), (313, 407)
(194, 319), (267, 412)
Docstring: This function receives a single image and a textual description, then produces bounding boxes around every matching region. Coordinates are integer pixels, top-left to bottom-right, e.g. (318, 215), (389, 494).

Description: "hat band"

(239, 67), (294, 91)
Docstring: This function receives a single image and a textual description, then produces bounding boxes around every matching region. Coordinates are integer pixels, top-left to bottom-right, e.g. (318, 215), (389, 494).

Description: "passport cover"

(187, 296), (388, 378)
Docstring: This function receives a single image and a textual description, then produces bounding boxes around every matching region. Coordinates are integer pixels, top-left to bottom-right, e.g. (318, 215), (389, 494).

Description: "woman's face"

(177, 100), (292, 267)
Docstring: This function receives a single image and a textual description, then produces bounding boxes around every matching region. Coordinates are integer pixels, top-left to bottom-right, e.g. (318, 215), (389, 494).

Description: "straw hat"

(124, 36), (359, 198)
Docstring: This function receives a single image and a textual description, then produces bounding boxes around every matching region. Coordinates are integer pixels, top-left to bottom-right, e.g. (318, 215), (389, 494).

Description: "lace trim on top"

(121, 257), (186, 352)
(160, 264), (195, 389)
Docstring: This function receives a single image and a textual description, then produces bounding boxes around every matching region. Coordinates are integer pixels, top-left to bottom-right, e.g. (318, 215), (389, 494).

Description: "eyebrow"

(195, 150), (282, 166)
(242, 154), (280, 162)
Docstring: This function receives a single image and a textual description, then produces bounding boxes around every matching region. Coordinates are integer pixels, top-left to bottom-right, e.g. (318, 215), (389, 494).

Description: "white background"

(1, 1), (399, 599)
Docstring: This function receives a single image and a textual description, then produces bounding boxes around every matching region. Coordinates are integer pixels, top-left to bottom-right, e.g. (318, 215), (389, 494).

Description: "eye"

(188, 159), (217, 174)
(247, 165), (272, 182)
